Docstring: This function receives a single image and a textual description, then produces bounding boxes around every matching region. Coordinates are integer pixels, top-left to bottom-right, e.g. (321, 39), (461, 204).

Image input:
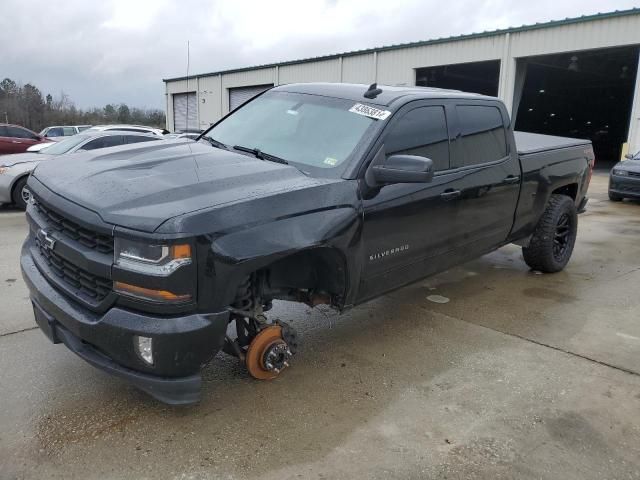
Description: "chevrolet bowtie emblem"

(38, 229), (56, 251)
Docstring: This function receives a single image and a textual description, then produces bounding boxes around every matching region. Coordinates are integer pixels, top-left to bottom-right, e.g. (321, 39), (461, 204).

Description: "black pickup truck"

(21, 83), (594, 404)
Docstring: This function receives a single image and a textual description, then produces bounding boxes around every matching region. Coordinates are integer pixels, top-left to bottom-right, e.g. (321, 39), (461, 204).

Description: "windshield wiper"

(200, 136), (228, 150)
(233, 145), (288, 165)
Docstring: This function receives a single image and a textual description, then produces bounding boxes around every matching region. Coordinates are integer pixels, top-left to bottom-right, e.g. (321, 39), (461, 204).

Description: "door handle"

(440, 189), (461, 201)
(12, 140), (22, 144)
(503, 175), (520, 184)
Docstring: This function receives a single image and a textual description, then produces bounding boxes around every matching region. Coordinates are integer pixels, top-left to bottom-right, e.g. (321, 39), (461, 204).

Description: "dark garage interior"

(514, 46), (639, 168)
(416, 60), (500, 96)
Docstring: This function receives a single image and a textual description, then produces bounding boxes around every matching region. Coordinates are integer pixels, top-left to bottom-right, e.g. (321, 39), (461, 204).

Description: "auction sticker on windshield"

(349, 103), (391, 120)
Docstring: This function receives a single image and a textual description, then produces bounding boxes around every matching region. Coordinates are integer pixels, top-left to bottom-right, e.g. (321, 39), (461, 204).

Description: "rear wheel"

(12, 176), (30, 210)
(608, 192), (623, 202)
(522, 194), (578, 273)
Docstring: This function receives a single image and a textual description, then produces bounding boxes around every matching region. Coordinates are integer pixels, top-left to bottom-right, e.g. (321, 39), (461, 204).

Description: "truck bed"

(515, 131), (591, 155)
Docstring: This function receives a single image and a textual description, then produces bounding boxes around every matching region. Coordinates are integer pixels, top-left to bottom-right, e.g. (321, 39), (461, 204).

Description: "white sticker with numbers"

(349, 103), (391, 120)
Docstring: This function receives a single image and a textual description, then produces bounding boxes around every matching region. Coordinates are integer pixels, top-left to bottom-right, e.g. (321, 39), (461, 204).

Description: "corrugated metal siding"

(377, 35), (504, 86)
(221, 68), (275, 89)
(342, 53), (375, 83)
(511, 15), (640, 57)
(173, 93), (197, 132)
(166, 79), (192, 131)
(220, 68), (276, 113)
(278, 58), (341, 84)
(229, 84), (273, 111)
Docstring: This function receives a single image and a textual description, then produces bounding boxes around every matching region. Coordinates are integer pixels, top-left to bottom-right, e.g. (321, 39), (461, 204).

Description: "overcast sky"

(1, 0), (638, 110)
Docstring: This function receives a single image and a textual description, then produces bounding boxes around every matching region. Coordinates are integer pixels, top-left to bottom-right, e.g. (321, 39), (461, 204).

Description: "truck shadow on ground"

(31, 281), (498, 474)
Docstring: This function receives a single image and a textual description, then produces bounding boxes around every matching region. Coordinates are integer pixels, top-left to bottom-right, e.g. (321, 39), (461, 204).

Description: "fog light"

(134, 336), (154, 365)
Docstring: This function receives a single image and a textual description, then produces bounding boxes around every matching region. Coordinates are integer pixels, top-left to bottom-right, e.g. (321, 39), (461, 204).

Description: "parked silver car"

(0, 130), (161, 209)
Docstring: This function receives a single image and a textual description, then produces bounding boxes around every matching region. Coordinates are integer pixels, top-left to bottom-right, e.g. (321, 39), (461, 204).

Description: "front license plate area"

(32, 301), (60, 344)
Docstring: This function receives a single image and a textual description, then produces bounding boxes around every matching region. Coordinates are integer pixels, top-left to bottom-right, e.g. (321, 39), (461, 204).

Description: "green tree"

(117, 104), (130, 123)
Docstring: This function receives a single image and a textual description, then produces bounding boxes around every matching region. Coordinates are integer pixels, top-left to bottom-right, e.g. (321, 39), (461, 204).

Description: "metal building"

(163, 8), (640, 164)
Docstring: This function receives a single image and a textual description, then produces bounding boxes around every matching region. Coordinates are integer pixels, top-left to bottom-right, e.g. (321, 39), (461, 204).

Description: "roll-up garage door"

(173, 92), (197, 132)
(229, 85), (273, 111)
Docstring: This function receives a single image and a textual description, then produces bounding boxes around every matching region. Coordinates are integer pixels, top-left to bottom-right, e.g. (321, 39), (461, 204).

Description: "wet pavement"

(1, 172), (639, 479)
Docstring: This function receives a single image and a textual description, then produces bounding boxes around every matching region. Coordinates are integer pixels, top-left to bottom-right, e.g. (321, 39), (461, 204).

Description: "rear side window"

(457, 105), (507, 166)
(384, 106), (450, 171)
(82, 136), (125, 150)
(8, 127), (36, 139)
(0, 126), (8, 137)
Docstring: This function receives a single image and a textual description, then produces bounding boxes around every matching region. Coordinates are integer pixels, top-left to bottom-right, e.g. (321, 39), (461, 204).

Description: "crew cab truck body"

(20, 83), (594, 404)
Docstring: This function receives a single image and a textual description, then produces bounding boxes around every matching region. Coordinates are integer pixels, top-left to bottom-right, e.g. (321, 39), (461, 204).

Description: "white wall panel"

(377, 36), (504, 86)
(342, 54), (375, 84)
(278, 59), (341, 85)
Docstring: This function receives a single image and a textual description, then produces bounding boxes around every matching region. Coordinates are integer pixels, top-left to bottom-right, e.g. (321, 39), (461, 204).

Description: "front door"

(357, 102), (460, 302)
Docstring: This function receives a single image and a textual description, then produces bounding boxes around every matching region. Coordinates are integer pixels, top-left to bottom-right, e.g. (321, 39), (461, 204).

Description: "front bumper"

(609, 174), (640, 198)
(21, 245), (230, 405)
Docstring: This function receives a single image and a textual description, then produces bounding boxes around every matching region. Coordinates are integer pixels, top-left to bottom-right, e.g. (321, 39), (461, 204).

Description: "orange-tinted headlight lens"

(114, 281), (192, 303)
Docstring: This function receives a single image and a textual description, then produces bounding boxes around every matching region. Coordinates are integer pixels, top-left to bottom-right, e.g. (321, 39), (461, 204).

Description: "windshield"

(202, 91), (377, 176)
(39, 134), (91, 155)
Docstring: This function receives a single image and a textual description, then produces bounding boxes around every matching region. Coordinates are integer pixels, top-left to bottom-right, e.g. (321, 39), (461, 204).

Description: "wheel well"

(10, 174), (29, 203)
(262, 248), (347, 307)
(552, 183), (578, 200)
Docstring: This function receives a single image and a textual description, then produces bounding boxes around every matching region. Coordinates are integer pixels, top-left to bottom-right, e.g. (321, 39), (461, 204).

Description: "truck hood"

(32, 141), (329, 232)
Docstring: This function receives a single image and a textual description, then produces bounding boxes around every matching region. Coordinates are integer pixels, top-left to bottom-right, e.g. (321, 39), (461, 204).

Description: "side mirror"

(625, 153), (634, 160)
(371, 154), (434, 184)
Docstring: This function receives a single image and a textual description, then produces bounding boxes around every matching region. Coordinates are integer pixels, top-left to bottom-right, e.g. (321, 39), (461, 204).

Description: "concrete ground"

(1, 172), (639, 480)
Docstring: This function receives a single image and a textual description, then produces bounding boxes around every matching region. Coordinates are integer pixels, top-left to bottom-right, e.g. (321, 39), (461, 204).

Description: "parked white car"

(39, 125), (91, 140)
(0, 130), (161, 209)
(85, 124), (169, 136)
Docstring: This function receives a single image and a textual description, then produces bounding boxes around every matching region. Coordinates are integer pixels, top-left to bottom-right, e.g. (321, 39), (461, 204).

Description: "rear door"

(447, 102), (520, 253)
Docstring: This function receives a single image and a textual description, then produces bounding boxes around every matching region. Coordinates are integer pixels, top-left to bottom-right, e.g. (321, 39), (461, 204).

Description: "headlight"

(613, 169), (629, 176)
(114, 237), (192, 276)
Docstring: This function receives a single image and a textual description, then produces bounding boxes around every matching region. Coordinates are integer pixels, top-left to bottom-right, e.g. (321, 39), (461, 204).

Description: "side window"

(62, 127), (76, 136)
(47, 127), (64, 137)
(0, 126), (8, 137)
(456, 105), (507, 167)
(8, 127), (36, 139)
(82, 136), (124, 151)
(125, 136), (158, 144)
(384, 106), (450, 171)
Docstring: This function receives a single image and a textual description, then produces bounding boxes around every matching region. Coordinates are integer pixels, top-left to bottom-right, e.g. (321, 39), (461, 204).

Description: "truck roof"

(273, 83), (494, 107)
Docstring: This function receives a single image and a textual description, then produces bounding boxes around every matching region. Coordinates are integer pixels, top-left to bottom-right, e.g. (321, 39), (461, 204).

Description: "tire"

(608, 192), (623, 202)
(522, 194), (578, 273)
(12, 176), (30, 210)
